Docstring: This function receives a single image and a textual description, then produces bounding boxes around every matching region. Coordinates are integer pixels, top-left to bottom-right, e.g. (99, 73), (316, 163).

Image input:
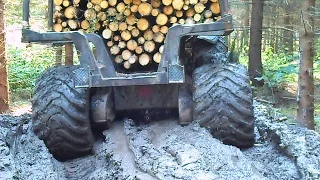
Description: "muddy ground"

(0, 102), (319, 180)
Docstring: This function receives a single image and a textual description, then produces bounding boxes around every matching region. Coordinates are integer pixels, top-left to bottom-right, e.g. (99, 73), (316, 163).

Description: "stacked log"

(53, 0), (221, 70)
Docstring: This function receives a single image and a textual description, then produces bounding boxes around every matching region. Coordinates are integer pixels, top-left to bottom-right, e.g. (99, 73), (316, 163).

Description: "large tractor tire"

(193, 36), (229, 67)
(193, 63), (255, 148)
(32, 66), (94, 161)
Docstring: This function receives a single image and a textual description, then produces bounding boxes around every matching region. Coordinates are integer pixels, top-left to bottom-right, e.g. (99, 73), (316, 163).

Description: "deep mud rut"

(0, 102), (319, 180)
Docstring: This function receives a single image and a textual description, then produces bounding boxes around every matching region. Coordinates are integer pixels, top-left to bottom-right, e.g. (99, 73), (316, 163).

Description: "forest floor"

(0, 101), (320, 180)
(254, 80), (320, 132)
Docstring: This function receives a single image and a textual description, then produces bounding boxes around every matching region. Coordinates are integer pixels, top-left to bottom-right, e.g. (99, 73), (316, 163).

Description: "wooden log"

(64, 6), (77, 19)
(113, 35), (120, 41)
(153, 52), (162, 63)
(119, 22), (128, 31)
(131, 28), (140, 37)
(143, 40), (155, 53)
(170, 16), (177, 23)
(176, 10), (183, 18)
(84, 9), (96, 20)
(109, 21), (119, 31)
(100, 1), (109, 9)
(123, 8), (131, 16)
(151, 0), (161, 8)
(183, 4), (189, 10)
(127, 25), (134, 31)
(128, 54), (138, 64)
(143, 30), (154, 40)
(162, 0), (172, 6)
(61, 21), (67, 27)
(151, 9), (160, 16)
(116, 2), (126, 13)
(156, 13), (168, 26)
(87, 2), (94, 8)
(80, 20), (90, 30)
(185, 17), (195, 24)
(163, 5), (174, 15)
(138, 2), (152, 16)
(67, 19), (78, 29)
(126, 15), (137, 25)
(95, 22), (101, 30)
(91, 0), (102, 4)
(115, 55), (124, 63)
(124, 0), (132, 4)
(54, 0), (63, 6)
(132, 0), (141, 5)
(127, 39), (138, 51)
(153, 32), (164, 43)
(118, 41), (126, 49)
(152, 25), (160, 33)
(159, 45), (164, 53)
(123, 61), (131, 69)
(193, 13), (201, 22)
(160, 26), (168, 34)
(102, 28), (112, 39)
(110, 45), (120, 55)
(107, 7), (117, 16)
(135, 46), (144, 54)
(139, 53), (150, 66)
(186, 8), (195, 17)
(190, 0), (198, 4)
(204, 18), (214, 23)
(122, 50), (132, 60)
(172, 0), (184, 10)
(210, 2), (220, 14)
(53, 23), (63, 32)
(116, 13), (125, 21)
(194, 3), (205, 13)
(109, 0), (117, 6)
(107, 41), (114, 47)
(178, 18), (185, 24)
(138, 36), (145, 44)
(137, 18), (149, 31)
(94, 4), (102, 12)
(62, 0), (70, 7)
(204, 10), (213, 18)
(97, 12), (107, 21)
(130, 5), (138, 13)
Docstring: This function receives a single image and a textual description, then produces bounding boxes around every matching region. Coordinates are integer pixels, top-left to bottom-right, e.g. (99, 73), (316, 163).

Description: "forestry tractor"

(22, 0), (255, 160)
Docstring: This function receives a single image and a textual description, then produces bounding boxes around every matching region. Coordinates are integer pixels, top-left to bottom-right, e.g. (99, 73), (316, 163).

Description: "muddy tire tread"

(193, 63), (255, 148)
(32, 66), (94, 160)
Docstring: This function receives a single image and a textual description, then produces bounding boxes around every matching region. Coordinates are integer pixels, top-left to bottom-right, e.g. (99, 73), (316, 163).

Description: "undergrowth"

(7, 45), (54, 101)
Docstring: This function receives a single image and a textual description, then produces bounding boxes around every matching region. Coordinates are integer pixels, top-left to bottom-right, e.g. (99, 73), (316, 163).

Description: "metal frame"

(22, 0), (234, 88)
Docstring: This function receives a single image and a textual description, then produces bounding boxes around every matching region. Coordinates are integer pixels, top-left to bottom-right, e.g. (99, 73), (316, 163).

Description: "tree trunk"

(283, 3), (294, 55)
(65, 43), (73, 65)
(248, 0), (264, 86)
(0, 0), (9, 113)
(297, 0), (315, 130)
(242, 0), (250, 49)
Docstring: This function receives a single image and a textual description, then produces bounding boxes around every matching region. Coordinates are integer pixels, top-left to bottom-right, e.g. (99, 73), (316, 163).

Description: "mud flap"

(178, 86), (193, 125)
(90, 88), (115, 130)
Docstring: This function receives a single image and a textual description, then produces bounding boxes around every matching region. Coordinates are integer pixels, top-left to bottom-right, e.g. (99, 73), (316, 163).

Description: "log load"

(53, 0), (222, 71)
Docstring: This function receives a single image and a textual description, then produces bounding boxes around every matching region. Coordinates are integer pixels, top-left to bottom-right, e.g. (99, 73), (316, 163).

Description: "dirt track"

(0, 102), (319, 180)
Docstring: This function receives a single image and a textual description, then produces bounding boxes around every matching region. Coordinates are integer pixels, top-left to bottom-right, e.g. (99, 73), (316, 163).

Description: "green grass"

(7, 45), (55, 100)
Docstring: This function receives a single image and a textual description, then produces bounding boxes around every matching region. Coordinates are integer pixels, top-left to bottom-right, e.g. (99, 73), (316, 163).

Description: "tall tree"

(248, 0), (264, 86)
(0, 0), (9, 113)
(297, 0), (315, 130)
(282, 1), (294, 54)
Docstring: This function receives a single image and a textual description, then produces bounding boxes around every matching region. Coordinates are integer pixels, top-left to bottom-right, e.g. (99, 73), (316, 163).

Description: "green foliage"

(7, 45), (54, 94)
(239, 48), (299, 88)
